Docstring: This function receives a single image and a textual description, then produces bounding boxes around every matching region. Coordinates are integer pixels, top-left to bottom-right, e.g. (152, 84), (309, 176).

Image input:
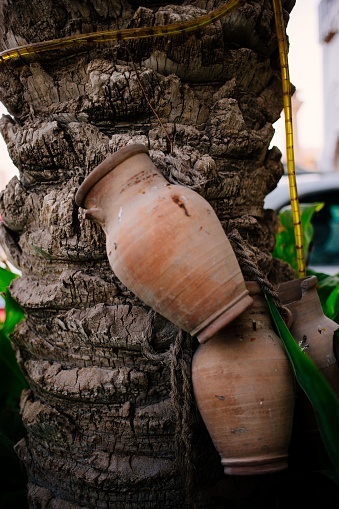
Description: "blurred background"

(272, 0), (324, 171)
(0, 102), (17, 190)
(0, 0), (336, 190)
(272, 0), (339, 175)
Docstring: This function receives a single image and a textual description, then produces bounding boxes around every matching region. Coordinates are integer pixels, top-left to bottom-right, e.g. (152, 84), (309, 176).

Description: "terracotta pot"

(278, 275), (339, 394)
(75, 144), (253, 343)
(278, 275), (339, 465)
(192, 281), (295, 475)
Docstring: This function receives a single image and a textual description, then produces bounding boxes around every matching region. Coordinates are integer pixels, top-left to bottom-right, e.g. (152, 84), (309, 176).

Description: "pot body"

(192, 282), (295, 475)
(75, 144), (253, 343)
(278, 275), (339, 462)
(278, 275), (339, 394)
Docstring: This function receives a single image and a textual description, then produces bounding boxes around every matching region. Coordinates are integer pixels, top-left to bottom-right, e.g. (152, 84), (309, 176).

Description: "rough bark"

(0, 0), (295, 507)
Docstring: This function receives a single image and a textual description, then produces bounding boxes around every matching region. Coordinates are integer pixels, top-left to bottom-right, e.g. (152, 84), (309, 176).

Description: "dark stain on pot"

(172, 195), (190, 216)
(231, 428), (246, 434)
(120, 170), (159, 192)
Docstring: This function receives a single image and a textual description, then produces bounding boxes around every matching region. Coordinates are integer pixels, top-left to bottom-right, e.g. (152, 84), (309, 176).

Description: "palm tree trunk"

(0, 0), (295, 507)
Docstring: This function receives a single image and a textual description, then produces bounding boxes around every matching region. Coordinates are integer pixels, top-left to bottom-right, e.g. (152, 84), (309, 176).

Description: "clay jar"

(278, 275), (339, 394)
(192, 281), (295, 475)
(75, 144), (253, 343)
(278, 275), (339, 464)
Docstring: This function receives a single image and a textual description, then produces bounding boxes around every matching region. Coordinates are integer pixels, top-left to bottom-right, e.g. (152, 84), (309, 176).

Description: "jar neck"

(82, 152), (167, 226)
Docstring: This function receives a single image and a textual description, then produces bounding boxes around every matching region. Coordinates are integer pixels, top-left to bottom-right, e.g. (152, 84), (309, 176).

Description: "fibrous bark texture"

(0, 0), (295, 507)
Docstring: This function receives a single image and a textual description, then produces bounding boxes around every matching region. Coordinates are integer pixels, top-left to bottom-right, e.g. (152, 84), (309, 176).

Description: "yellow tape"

(272, 0), (306, 278)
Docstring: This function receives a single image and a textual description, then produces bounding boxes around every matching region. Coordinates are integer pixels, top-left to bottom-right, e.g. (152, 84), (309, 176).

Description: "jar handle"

(281, 305), (294, 329)
(84, 207), (105, 225)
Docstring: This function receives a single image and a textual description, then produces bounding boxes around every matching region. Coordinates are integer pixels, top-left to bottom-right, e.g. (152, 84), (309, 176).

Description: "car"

(264, 171), (339, 275)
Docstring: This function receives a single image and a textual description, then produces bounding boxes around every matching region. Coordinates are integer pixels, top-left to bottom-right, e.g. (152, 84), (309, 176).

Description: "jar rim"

(75, 143), (149, 208)
(278, 275), (318, 305)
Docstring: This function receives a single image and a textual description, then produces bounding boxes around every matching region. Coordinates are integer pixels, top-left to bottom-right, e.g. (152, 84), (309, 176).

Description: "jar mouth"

(278, 275), (318, 305)
(75, 143), (149, 208)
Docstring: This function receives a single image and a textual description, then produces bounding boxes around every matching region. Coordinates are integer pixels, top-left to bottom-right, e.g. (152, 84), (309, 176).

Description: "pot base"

(192, 282), (295, 477)
(222, 455), (288, 476)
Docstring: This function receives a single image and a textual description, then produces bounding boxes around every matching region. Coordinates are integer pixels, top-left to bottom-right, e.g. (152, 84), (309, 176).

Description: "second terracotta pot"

(75, 144), (253, 343)
(278, 275), (339, 465)
(278, 275), (339, 395)
(192, 281), (296, 475)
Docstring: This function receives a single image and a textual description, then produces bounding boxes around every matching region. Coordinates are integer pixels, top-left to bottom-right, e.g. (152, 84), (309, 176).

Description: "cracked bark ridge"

(0, 0), (295, 507)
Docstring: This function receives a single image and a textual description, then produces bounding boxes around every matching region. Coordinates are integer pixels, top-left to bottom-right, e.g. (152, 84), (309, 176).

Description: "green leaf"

(265, 291), (339, 477)
(0, 265), (24, 336)
(0, 329), (27, 407)
(0, 266), (18, 292)
(305, 270), (339, 324)
(1, 290), (24, 337)
(326, 289), (339, 324)
(272, 202), (324, 274)
(0, 265), (27, 403)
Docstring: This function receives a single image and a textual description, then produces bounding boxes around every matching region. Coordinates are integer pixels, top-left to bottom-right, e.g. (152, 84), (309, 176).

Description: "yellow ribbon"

(272, 0), (306, 278)
(0, 0), (243, 64)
